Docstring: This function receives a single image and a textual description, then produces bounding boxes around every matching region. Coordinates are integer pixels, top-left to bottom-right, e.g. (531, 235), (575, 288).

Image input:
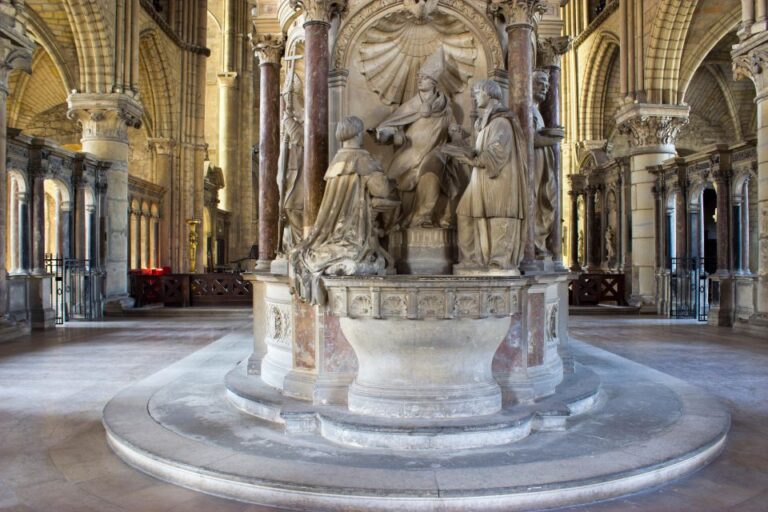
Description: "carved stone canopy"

(358, 5), (478, 105)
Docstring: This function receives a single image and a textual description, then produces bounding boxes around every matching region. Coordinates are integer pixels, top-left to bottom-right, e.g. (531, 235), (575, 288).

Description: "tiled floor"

(0, 314), (766, 512)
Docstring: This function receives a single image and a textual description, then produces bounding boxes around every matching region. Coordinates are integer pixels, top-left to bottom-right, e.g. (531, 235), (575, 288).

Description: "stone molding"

(67, 93), (143, 144)
(289, 0), (347, 25)
(537, 35), (572, 69)
(252, 33), (285, 65)
(0, 0), (35, 96)
(488, 0), (547, 30)
(325, 277), (523, 320)
(615, 103), (690, 155)
(216, 72), (238, 88)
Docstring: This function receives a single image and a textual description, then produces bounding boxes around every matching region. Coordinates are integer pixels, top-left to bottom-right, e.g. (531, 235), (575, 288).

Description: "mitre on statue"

(418, 46), (462, 97)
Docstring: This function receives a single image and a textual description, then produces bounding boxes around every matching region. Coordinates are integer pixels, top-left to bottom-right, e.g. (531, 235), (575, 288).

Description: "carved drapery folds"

(488, 0), (547, 29)
(289, 0), (347, 25)
(66, 94), (144, 143)
(253, 33), (285, 65)
(358, 7), (478, 106)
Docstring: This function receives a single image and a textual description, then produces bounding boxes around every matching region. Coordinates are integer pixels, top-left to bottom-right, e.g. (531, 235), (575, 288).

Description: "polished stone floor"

(0, 314), (765, 512)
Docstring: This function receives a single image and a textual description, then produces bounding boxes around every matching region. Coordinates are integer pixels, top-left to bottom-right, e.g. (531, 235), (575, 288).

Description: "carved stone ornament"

(733, 40), (768, 91)
(538, 36), (573, 69)
(359, 5), (477, 105)
(289, 0), (347, 25)
(67, 93), (143, 143)
(253, 33), (285, 65)
(616, 114), (689, 150)
(333, 0), (504, 72)
(266, 303), (293, 347)
(488, 0), (547, 29)
(545, 302), (558, 343)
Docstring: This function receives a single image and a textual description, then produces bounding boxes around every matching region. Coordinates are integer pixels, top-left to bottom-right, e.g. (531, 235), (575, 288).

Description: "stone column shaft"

(675, 184), (688, 261)
(253, 35), (284, 264)
(741, 185), (751, 272)
(585, 187), (596, 270)
(714, 171), (732, 274)
(148, 138), (175, 268)
(68, 93), (143, 304)
(31, 174), (45, 275)
(616, 104), (689, 308)
(569, 191), (580, 271)
(18, 194), (29, 271)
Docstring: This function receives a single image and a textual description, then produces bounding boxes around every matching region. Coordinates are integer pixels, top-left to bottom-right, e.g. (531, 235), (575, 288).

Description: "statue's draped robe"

(290, 148), (392, 304)
(533, 106), (557, 254)
(279, 115), (304, 250)
(378, 91), (454, 193)
(457, 103), (527, 269)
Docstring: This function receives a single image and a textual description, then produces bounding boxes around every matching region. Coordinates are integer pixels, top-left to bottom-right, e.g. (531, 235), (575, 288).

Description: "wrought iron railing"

(45, 255), (104, 324)
(668, 257), (710, 321)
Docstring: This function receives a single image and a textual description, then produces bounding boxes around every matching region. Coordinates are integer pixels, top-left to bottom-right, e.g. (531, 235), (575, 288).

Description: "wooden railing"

(569, 273), (627, 306)
(130, 273), (252, 307)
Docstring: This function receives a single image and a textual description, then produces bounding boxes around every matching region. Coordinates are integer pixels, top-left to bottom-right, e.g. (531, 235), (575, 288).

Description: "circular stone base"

(103, 330), (729, 512)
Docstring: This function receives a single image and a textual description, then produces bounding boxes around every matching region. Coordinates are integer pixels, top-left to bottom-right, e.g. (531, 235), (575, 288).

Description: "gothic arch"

(139, 30), (175, 138)
(580, 31), (619, 141)
(23, 7), (77, 93)
(644, 0), (699, 104)
(678, 10), (741, 101)
(60, 0), (113, 93)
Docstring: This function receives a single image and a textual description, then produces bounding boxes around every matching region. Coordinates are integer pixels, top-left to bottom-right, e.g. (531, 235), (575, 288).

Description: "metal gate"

(669, 257), (710, 321)
(45, 256), (104, 324)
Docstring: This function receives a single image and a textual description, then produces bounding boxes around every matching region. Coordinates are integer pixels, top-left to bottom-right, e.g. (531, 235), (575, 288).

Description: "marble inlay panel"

(492, 313), (523, 373)
(322, 313), (358, 373)
(293, 301), (316, 370)
(527, 292), (545, 367)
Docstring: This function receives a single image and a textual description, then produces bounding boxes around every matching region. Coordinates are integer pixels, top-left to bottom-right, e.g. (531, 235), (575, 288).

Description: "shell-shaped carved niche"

(359, 7), (477, 106)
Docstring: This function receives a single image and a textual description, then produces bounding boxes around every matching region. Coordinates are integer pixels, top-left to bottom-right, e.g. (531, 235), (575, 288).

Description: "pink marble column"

(290, 0), (346, 231)
(253, 35), (284, 266)
(493, 0), (546, 268)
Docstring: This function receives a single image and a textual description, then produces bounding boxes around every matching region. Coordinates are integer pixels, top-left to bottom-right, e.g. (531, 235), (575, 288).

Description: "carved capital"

(289, 0), (347, 25)
(67, 93), (143, 144)
(732, 38), (768, 94)
(148, 137), (177, 156)
(488, 0), (547, 30)
(253, 33), (285, 65)
(537, 36), (572, 68)
(615, 104), (690, 153)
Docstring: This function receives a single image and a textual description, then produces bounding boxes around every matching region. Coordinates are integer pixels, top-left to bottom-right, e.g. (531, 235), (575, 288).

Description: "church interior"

(0, 0), (767, 511)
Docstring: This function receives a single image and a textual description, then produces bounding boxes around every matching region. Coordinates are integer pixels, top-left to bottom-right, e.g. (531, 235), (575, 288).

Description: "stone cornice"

(289, 0), (347, 25)
(252, 33), (285, 65)
(615, 103), (690, 154)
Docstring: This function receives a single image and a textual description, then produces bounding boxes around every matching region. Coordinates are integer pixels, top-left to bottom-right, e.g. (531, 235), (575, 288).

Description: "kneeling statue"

(290, 116), (397, 305)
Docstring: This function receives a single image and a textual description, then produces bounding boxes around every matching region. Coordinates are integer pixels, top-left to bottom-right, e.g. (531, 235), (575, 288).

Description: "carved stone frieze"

(289, 0), (347, 25)
(325, 277), (523, 320)
(253, 33), (285, 64)
(545, 302), (558, 343)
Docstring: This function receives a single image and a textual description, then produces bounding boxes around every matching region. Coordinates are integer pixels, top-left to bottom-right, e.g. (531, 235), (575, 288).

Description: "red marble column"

(254, 35), (284, 265)
(507, 21), (536, 266)
(303, 21), (330, 231)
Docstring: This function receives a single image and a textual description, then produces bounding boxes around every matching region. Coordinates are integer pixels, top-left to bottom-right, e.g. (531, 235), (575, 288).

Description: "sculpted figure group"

(287, 47), (561, 303)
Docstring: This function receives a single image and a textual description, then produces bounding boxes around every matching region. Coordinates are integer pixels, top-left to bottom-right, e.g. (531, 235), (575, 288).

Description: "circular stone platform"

(103, 329), (729, 512)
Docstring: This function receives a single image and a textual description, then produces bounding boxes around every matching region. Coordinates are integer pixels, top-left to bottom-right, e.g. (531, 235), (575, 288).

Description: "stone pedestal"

(396, 228), (454, 275)
(27, 275), (54, 330)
